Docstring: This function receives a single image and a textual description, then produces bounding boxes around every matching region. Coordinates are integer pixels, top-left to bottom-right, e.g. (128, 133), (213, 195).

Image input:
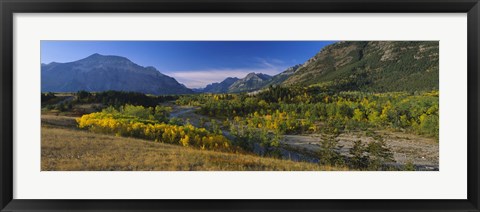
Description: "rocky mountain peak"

(41, 54), (193, 95)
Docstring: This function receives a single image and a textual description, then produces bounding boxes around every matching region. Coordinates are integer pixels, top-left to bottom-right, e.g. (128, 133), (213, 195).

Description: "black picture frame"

(1, 0), (479, 211)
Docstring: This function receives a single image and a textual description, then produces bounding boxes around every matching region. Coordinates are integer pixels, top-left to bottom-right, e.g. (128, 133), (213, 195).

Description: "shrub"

(76, 105), (231, 151)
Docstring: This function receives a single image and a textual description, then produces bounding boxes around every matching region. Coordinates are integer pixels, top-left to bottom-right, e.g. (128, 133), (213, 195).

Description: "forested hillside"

(281, 41), (438, 92)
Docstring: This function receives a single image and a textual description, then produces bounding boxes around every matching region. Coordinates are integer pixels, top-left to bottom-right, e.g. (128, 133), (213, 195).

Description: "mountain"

(263, 64), (302, 87)
(41, 53), (193, 95)
(201, 77), (240, 93)
(282, 41), (439, 92)
(228, 73), (272, 93)
(191, 88), (205, 93)
(195, 64), (301, 94)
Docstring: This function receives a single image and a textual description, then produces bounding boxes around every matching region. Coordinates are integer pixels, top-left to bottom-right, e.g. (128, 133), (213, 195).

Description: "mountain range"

(41, 53), (193, 95)
(198, 65), (303, 93)
(202, 41), (438, 93)
(200, 77), (239, 93)
(42, 41), (439, 95)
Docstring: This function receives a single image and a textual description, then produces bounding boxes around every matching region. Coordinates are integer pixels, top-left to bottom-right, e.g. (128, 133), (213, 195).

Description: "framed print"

(1, 0), (479, 211)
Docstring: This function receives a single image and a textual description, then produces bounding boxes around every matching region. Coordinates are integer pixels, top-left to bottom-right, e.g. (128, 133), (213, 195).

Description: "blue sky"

(41, 41), (335, 88)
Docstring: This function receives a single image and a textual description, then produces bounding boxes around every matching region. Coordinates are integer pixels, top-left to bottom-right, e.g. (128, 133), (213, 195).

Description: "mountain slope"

(202, 77), (239, 93)
(228, 73), (272, 93)
(282, 41), (439, 92)
(41, 53), (193, 95)
(263, 64), (302, 87)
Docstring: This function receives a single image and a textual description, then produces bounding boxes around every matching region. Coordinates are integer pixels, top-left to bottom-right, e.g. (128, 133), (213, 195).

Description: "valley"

(42, 87), (439, 171)
(168, 105), (438, 170)
(41, 41), (439, 171)
(42, 117), (340, 171)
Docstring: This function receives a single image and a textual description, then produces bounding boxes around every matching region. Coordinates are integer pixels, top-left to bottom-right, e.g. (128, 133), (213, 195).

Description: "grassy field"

(41, 116), (345, 171)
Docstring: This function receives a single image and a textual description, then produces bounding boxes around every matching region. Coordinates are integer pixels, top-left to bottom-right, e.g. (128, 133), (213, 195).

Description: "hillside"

(41, 116), (344, 171)
(264, 64), (302, 87)
(41, 53), (193, 95)
(282, 41), (439, 92)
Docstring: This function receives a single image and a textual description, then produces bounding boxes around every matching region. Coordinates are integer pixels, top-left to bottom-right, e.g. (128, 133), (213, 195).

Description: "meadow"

(42, 115), (344, 171)
(41, 87), (439, 171)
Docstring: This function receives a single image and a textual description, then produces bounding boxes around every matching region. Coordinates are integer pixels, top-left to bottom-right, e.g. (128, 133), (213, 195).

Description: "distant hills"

(198, 65), (302, 94)
(42, 41), (439, 95)
(228, 73), (273, 93)
(200, 77), (239, 93)
(41, 53), (193, 95)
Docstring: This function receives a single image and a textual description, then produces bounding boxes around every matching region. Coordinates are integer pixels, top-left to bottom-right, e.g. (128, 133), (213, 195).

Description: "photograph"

(3, 0), (477, 210)
(40, 40), (439, 171)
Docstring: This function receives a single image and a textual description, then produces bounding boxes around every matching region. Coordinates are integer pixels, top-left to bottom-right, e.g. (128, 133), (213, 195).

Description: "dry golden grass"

(41, 126), (346, 171)
(41, 114), (78, 128)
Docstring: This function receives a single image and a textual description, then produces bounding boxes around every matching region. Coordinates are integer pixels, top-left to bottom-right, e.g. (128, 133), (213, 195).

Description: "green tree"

(349, 140), (368, 169)
(366, 138), (394, 170)
(318, 134), (344, 166)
